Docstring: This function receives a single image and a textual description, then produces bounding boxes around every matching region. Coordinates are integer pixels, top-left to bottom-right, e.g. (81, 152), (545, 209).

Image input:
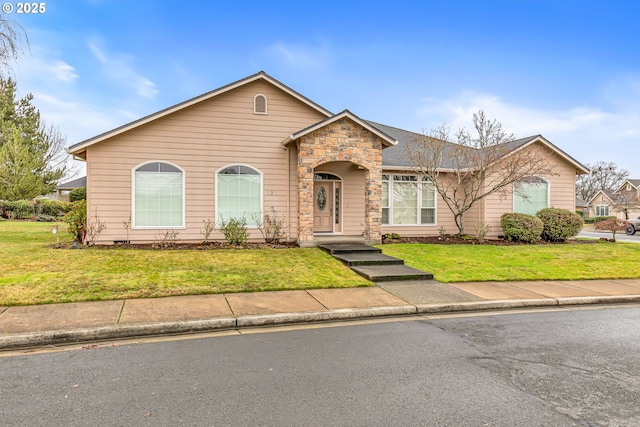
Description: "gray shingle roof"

(368, 120), (541, 169)
(56, 176), (86, 190)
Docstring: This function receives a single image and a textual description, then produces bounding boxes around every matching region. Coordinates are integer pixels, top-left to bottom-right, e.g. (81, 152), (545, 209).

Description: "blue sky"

(9, 0), (640, 177)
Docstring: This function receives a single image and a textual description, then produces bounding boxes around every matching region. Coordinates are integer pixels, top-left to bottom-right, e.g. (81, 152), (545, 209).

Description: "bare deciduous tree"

(407, 110), (558, 235)
(593, 218), (628, 242)
(0, 13), (27, 74)
(576, 161), (628, 203)
(611, 190), (640, 220)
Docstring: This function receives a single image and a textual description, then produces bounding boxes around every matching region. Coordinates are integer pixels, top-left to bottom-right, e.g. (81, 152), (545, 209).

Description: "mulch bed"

(382, 235), (603, 246)
(54, 241), (300, 250)
(54, 235), (607, 250)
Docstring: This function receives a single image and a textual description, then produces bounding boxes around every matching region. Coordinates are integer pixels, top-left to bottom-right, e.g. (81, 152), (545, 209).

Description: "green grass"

(0, 221), (371, 306)
(379, 242), (640, 282)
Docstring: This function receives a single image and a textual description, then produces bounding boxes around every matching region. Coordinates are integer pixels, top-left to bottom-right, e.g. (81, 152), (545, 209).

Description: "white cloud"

(87, 40), (159, 98)
(51, 61), (79, 82)
(266, 40), (331, 69)
(416, 92), (614, 137)
(30, 92), (130, 145)
(88, 42), (108, 63)
(414, 81), (640, 176)
(17, 55), (78, 83)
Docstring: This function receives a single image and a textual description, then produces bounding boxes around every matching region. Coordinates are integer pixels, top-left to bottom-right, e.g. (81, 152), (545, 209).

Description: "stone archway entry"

(292, 113), (392, 246)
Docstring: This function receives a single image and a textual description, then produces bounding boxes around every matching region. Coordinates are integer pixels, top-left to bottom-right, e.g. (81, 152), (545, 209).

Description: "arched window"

(254, 94), (267, 114)
(133, 162), (184, 228)
(514, 177), (549, 215)
(217, 165), (262, 226)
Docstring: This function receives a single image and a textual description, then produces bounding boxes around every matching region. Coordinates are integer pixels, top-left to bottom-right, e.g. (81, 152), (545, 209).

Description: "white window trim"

(512, 176), (550, 214)
(253, 94), (267, 115)
(382, 174), (437, 226)
(131, 160), (186, 230)
(595, 205), (610, 217)
(215, 163), (263, 229)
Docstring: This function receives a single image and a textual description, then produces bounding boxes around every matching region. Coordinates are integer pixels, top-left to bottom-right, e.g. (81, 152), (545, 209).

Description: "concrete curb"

(0, 306), (417, 350)
(416, 295), (640, 313)
(416, 298), (558, 313)
(0, 318), (236, 350)
(2, 297), (640, 350)
(236, 305), (417, 327)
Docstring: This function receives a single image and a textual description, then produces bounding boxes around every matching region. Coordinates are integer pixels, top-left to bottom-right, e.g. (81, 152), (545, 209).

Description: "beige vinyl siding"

(86, 80), (326, 243)
(484, 142), (579, 238)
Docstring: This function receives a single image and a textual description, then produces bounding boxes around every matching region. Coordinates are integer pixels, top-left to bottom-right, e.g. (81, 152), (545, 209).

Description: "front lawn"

(380, 242), (640, 282)
(0, 221), (371, 306)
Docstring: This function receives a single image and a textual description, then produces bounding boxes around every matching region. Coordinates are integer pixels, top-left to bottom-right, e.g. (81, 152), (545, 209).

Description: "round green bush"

(536, 208), (583, 242)
(500, 213), (543, 243)
(70, 187), (86, 202)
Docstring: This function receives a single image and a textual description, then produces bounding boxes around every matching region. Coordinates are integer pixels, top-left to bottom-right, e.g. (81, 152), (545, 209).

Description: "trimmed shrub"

(62, 200), (87, 241)
(537, 208), (584, 242)
(219, 216), (249, 246)
(70, 187), (86, 202)
(3, 200), (36, 219)
(501, 213), (543, 243)
(35, 199), (71, 217)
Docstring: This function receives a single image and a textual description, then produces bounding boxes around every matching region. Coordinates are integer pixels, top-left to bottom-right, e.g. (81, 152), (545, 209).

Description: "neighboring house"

(52, 176), (86, 202)
(586, 179), (640, 220)
(66, 72), (589, 246)
(576, 196), (588, 217)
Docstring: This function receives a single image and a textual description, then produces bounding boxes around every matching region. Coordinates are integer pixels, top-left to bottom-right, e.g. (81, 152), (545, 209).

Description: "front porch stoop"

(319, 244), (434, 282)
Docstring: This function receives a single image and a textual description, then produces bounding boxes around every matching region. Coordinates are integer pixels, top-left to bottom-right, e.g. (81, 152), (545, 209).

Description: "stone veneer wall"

(296, 117), (383, 244)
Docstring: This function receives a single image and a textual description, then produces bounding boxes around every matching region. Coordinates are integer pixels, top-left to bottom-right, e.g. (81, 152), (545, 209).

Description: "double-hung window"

(217, 165), (262, 226)
(514, 177), (549, 215)
(381, 174), (436, 225)
(595, 205), (609, 217)
(133, 162), (184, 228)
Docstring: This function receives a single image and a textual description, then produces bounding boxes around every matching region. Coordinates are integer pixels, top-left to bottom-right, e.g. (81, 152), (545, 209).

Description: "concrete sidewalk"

(2, 279), (640, 350)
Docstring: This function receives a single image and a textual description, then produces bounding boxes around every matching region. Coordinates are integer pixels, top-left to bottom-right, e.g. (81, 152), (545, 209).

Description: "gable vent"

(254, 94), (267, 114)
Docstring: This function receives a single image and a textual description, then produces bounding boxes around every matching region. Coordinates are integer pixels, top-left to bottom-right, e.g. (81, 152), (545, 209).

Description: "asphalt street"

(1, 307), (639, 426)
(579, 230), (640, 242)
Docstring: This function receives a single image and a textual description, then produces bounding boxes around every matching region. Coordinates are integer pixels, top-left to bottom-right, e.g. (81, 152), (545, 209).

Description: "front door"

(314, 182), (333, 232)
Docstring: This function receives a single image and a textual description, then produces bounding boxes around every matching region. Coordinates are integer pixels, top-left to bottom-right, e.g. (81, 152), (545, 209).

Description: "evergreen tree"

(0, 78), (67, 200)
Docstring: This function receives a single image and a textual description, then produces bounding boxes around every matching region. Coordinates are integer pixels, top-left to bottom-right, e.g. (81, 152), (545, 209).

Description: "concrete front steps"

(319, 244), (434, 282)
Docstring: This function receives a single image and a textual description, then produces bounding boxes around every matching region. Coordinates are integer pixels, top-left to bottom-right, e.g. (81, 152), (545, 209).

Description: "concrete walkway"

(2, 279), (640, 350)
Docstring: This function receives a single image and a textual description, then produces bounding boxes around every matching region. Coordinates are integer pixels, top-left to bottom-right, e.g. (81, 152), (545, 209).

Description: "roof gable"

(494, 135), (590, 175)
(614, 179), (640, 194)
(284, 110), (398, 147)
(586, 189), (615, 206)
(67, 71), (333, 156)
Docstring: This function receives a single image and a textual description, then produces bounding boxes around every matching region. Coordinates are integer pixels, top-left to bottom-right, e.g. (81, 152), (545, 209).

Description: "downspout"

(286, 144), (290, 242)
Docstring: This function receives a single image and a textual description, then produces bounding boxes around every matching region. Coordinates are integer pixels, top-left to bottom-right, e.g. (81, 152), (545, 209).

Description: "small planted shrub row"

(584, 216), (616, 224)
(501, 208), (583, 243)
(0, 199), (72, 220)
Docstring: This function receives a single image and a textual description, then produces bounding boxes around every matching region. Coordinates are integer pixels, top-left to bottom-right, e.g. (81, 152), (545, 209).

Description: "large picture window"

(381, 174), (436, 225)
(595, 205), (609, 217)
(133, 162), (184, 228)
(514, 177), (549, 215)
(217, 165), (262, 226)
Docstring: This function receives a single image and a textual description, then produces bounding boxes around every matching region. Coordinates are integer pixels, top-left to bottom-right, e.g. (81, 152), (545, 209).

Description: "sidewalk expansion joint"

(116, 300), (126, 324)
